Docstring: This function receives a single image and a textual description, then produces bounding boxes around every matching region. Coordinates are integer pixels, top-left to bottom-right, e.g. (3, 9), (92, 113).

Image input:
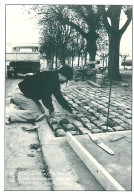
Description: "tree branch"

(60, 16), (87, 39)
(97, 5), (111, 32)
(68, 5), (91, 26)
(120, 17), (132, 36)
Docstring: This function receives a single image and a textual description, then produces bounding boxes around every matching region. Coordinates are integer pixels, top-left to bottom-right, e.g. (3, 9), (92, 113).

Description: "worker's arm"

(42, 96), (54, 113)
(34, 100), (45, 114)
(53, 86), (72, 113)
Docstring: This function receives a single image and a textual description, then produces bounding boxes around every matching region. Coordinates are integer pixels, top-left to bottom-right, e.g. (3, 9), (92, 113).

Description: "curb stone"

(37, 119), (84, 190)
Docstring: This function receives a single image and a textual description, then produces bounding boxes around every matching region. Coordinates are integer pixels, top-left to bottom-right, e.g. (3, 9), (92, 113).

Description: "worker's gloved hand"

(71, 110), (77, 115)
(49, 111), (55, 118)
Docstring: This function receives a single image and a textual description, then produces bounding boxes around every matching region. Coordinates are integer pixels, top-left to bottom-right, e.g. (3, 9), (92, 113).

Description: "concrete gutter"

(37, 118), (84, 191)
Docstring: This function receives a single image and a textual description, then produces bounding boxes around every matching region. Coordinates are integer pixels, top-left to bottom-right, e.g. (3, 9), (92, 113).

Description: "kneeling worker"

(6, 66), (73, 124)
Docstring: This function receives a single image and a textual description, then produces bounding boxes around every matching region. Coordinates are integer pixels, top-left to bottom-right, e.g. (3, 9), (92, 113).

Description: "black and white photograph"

(2, 0), (133, 191)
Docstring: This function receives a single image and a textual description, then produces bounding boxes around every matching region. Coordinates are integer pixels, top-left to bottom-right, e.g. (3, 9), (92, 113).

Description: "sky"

(6, 5), (132, 58)
(6, 5), (40, 49)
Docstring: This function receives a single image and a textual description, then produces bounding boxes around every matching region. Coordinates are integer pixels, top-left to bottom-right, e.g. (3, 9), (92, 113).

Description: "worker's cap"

(58, 66), (73, 81)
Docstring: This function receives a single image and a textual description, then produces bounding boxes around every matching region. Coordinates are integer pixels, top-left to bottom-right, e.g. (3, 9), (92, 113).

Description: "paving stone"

(97, 108), (107, 115)
(75, 113), (85, 118)
(80, 117), (90, 124)
(125, 109), (132, 114)
(112, 118), (124, 125)
(106, 119), (117, 128)
(59, 118), (70, 125)
(109, 112), (120, 117)
(73, 120), (83, 128)
(96, 105), (104, 109)
(110, 107), (118, 112)
(51, 123), (62, 132)
(87, 109), (96, 116)
(113, 126), (125, 131)
(100, 126), (109, 132)
(55, 129), (66, 137)
(123, 114), (132, 119)
(116, 110), (124, 115)
(74, 100), (81, 104)
(85, 122), (96, 130)
(94, 113), (101, 119)
(93, 120), (105, 128)
(68, 100), (74, 104)
(119, 116), (130, 123)
(92, 129), (102, 134)
(125, 119), (132, 125)
(63, 124), (76, 131)
(117, 115), (126, 121)
(69, 131), (80, 135)
(78, 127), (89, 134)
(91, 102), (98, 107)
(86, 116), (97, 122)
(49, 118), (57, 125)
(107, 127), (114, 132)
(83, 106), (90, 110)
(99, 117), (107, 123)
(64, 96), (70, 101)
(72, 104), (79, 108)
(120, 123), (131, 130)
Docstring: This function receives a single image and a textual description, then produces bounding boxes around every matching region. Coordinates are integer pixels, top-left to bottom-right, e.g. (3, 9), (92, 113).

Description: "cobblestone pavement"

(45, 77), (132, 137)
(61, 81), (132, 134)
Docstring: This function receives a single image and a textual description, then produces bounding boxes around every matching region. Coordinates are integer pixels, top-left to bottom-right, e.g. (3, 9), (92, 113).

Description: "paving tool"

(21, 125), (39, 131)
(86, 131), (114, 155)
(36, 113), (45, 122)
(109, 135), (126, 142)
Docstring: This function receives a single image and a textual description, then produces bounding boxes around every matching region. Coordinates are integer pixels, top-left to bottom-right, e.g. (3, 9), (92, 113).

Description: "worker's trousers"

(6, 86), (43, 123)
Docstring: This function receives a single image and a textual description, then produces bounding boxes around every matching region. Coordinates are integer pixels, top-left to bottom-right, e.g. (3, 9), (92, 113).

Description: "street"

(5, 72), (132, 190)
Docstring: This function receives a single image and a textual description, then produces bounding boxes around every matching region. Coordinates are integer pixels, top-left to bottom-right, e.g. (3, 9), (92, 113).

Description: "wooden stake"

(66, 132), (125, 191)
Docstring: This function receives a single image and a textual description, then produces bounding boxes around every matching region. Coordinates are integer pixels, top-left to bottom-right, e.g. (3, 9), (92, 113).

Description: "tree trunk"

(86, 31), (99, 68)
(62, 46), (65, 66)
(108, 31), (122, 80)
(85, 52), (87, 65)
(72, 44), (74, 68)
(51, 52), (54, 70)
(72, 56), (74, 68)
(55, 45), (58, 69)
(78, 54), (80, 67)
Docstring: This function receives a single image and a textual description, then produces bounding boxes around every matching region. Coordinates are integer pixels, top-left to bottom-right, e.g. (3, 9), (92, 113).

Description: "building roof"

(13, 45), (38, 49)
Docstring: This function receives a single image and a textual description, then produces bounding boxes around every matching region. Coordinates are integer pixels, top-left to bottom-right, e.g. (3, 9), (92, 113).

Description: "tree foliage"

(25, 4), (132, 79)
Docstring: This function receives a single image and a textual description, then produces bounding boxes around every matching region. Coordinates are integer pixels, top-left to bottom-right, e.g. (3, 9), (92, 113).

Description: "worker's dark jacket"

(18, 71), (72, 113)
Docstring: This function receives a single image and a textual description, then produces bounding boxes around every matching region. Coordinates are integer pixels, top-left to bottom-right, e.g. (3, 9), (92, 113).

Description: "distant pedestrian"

(6, 66), (73, 124)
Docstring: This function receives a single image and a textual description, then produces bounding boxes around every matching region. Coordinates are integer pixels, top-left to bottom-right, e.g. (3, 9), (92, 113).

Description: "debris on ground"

(21, 125), (39, 131)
